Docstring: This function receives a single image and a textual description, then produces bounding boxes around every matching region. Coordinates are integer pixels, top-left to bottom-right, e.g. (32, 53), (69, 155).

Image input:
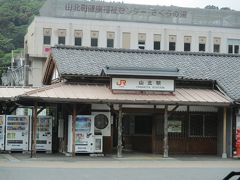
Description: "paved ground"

(0, 153), (239, 180)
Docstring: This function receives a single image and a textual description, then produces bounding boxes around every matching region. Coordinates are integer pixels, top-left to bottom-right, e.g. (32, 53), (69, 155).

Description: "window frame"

(169, 42), (176, 51)
(154, 41), (161, 50)
(43, 35), (51, 45)
(184, 43), (191, 51)
(107, 39), (114, 48)
(91, 38), (98, 47)
(58, 36), (65, 45)
(189, 113), (217, 138)
(74, 37), (82, 46)
(213, 44), (220, 53)
(199, 43), (206, 52)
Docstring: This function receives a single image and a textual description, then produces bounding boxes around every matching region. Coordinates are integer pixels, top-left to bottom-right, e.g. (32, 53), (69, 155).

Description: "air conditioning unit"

(91, 104), (111, 137)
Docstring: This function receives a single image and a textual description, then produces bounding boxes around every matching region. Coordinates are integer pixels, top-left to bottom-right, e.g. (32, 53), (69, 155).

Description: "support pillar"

(222, 107), (227, 158)
(163, 105), (168, 158)
(117, 104), (123, 158)
(32, 102), (37, 157)
(72, 104), (76, 157)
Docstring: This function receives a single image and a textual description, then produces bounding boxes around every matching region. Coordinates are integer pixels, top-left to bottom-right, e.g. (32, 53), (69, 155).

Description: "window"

(184, 36), (191, 51)
(169, 35), (176, 51)
(184, 43), (191, 51)
(154, 41), (160, 50)
(91, 38), (98, 47)
(234, 45), (239, 54)
(58, 37), (65, 45)
(91, 31), (99, 47)
(228, 45), (233, 53)
(204, 115), (217, 136)
(122, 32), (131, 49)
(138, 33), (146, 50)
(199, 37), (206, 52)
(58, 29), (66, 45)
(138, 41), (145, 49)
(227, 39), (240, 54)
(189, 114), (217, 137)
(135, 116), (152, 135)
(199, 44), (205, 51)
(107, 39), (114, 48)
(43, 36), (51, 45)
(169, 42), (176, 51)
(214, 44), (220, 53)
(43, 28), (52, 45)
(75, 37), (82, 46)
(189, 115), (203, 136)
(107, 32), (114, 48)
(154, 34), (161, 50)
(213, 37), (221, 53)
(228, 45), (239, 54)
(74, 30), (82, 46)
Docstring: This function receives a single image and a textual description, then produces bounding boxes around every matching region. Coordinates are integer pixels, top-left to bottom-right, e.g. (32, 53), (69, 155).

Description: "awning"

(18, 83), (232, 106)
(0, 86), (36, 101)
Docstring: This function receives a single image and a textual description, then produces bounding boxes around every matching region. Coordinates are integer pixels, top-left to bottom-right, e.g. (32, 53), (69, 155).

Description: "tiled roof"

(51, 46), (240, 100)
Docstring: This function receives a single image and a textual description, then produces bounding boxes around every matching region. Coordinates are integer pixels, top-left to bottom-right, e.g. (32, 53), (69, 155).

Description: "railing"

(1, 66), (24, 86)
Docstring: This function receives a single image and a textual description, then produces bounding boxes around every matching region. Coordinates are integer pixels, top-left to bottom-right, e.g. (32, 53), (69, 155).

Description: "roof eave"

(18, 96), (231, 107)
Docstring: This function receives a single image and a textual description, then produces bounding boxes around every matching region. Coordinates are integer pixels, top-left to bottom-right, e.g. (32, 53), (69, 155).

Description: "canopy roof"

(18, 83), (231, 106)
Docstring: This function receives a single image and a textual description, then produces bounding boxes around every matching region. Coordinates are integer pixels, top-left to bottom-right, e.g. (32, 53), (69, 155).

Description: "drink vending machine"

(29, 116), (52, 152)
(68, 115), (95, 153)
(5, 115), (29, 151)
(0, 115), (5, 151)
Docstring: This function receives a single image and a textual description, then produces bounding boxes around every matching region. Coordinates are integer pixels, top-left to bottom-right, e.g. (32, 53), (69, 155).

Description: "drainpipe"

(24, 54), (29, 86)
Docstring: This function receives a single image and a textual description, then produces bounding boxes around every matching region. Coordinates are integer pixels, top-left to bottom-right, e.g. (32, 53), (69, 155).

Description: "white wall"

(25, 16), (240, 86)
(26, 16), (240, 57)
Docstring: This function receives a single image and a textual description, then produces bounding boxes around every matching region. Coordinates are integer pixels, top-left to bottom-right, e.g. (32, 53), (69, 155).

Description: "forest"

(0, 0), (45, 74)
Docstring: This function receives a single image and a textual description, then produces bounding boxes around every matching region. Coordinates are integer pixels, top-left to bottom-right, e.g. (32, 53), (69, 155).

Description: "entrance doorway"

(123, 114), (153, 153)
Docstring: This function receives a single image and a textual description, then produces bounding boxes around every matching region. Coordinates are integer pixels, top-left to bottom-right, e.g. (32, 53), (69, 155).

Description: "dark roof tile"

(51, 46), (240, 100)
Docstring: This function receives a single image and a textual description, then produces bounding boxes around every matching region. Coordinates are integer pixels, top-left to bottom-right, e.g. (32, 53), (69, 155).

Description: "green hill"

(0, 0), (45, 71)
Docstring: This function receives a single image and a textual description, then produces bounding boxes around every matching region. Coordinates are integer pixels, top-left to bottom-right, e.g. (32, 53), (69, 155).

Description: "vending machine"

(68, 115), (95, 153)
(0, 115), (5, 151)
(29, 116), (52, 152)
(5, 115), (29, 151)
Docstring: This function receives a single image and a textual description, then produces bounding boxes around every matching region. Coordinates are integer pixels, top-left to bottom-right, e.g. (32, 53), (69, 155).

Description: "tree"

(0, 33), (14, 51)
(0, 0), (45, 65)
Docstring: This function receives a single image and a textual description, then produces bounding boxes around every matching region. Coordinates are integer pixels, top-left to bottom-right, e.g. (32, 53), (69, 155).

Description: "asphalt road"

(1, 154), (240, 180)
(0, 167), (240, 180)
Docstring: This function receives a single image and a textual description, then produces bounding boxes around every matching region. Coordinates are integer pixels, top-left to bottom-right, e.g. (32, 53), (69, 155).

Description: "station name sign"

(65, 3), (187, 18)
(112, 78), (175, 92)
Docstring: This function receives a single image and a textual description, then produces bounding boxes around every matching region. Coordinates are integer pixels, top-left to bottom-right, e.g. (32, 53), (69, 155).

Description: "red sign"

(116, 80), (127, 87)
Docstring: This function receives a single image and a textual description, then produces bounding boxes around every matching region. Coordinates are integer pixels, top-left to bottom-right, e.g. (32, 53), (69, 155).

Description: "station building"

(15, 46), (240, 158)
(1, 0), (240, 158)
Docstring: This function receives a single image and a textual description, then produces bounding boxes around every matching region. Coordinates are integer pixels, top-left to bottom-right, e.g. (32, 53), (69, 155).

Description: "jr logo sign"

(116, 80), (127, 87)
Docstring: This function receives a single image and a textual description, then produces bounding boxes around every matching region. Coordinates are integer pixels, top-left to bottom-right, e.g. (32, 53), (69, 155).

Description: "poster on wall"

(168, 120), (182, 133)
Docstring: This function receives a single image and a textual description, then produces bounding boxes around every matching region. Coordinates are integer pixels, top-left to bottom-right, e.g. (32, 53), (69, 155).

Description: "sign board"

(168, 120), (182, 133)
(112, 78), (174, 92)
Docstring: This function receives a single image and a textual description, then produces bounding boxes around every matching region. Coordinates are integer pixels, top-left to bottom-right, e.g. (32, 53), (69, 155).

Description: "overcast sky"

(104, 0), (240, 11)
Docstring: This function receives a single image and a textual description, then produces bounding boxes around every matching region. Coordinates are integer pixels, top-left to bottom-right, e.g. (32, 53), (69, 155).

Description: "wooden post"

(222, 107), (227, 158)
(152, 105), (157, 154)
(72, 104), (76, 157)
(32, 102), (38, 157)
(117, 104), (123, 158)
(163, 105), (168, 158)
